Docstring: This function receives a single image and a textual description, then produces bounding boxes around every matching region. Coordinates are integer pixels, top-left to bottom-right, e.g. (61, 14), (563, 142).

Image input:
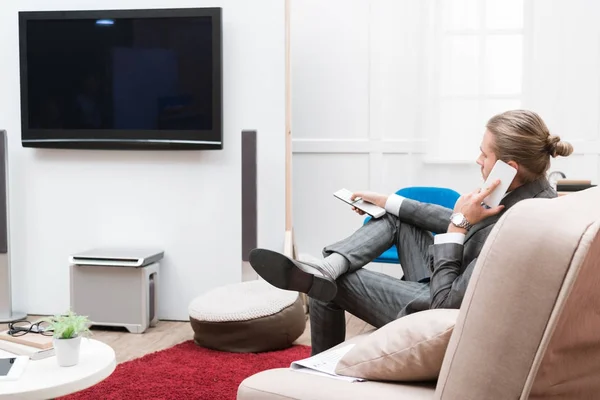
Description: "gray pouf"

(188, 280), (306, 353)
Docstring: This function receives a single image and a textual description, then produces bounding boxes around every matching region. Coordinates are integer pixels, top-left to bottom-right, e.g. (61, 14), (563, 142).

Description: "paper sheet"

(290, 344), (366, 382)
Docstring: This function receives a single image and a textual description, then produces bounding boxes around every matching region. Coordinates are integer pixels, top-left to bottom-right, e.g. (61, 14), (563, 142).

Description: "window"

(427, 0), (525, 161)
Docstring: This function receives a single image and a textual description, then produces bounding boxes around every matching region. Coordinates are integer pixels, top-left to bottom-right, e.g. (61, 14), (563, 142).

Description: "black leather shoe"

(249, 248), (337, 302)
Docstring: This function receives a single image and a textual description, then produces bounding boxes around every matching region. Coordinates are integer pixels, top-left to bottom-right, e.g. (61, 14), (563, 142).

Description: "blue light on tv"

(95, 19), (114, 26)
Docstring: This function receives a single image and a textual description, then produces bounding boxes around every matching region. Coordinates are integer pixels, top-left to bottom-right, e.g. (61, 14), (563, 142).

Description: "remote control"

(333, 188), (386, 218)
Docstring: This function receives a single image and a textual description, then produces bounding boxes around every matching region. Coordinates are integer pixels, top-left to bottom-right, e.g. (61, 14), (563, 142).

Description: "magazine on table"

(0, 339), (55, 360)
(0, 329), (53, 350)
(290, 344), (366, 383)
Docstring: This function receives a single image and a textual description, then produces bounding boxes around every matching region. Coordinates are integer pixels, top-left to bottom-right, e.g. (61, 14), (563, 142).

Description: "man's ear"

(507, 160), (519, 172)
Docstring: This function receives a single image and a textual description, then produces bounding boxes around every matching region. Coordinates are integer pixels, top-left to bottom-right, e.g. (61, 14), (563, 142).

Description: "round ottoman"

(188, 280), (306, 353)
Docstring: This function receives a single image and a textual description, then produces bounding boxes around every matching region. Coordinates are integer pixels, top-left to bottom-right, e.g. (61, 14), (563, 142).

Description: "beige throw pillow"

(335, 309), (459, 382)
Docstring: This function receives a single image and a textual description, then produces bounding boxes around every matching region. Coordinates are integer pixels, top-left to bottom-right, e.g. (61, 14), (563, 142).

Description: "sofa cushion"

(334, 309), (459, 381)
(237, 368), (435, 400)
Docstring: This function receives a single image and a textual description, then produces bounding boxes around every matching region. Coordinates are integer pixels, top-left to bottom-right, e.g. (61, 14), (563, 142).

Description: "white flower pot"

(53, 336), (82, 367)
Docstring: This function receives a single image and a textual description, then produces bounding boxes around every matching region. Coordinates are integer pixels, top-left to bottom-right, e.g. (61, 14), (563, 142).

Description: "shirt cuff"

(384, 194), (405, 216)
(434, 232), (466, 245)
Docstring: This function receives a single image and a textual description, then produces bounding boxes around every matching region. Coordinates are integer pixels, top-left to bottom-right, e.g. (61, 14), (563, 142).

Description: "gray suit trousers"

(309, 214), (433, 355)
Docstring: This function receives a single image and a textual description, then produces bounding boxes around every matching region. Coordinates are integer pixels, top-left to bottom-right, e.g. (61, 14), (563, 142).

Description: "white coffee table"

(0, 339), (116, 399)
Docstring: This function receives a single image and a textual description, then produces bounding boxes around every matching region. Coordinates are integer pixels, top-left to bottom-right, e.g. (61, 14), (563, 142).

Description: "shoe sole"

(249, 249), (337, 302)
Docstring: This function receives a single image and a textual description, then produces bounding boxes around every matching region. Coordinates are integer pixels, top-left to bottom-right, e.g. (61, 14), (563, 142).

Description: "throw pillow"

(335, 309), (460, 382)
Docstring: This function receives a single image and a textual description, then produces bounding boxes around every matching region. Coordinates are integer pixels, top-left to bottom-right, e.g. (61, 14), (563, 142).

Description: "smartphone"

(481, 160), (517, 208)
(0, 356), (28, 381)
(333, 189), (386, 218)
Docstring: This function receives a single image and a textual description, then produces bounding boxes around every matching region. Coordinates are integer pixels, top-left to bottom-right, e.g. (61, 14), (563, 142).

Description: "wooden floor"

(1, 313), (374, 364)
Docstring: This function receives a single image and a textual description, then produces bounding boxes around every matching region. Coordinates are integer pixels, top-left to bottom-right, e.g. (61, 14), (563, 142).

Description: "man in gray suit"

(249, 110), (574, 355)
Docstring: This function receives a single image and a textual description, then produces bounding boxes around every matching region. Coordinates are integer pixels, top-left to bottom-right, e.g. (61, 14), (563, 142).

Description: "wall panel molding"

(292, 139), (427, 154)
(293, 139), (599, 156)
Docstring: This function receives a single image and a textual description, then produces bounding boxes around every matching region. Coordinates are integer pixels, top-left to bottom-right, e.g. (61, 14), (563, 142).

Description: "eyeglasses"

(7, 320), (53, 337)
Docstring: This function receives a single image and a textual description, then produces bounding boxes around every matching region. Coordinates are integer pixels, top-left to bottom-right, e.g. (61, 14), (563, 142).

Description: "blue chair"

(364, 187), (461, 264)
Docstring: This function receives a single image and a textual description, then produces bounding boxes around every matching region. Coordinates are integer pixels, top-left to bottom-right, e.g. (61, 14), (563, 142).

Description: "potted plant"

(43, 310), (92, 367)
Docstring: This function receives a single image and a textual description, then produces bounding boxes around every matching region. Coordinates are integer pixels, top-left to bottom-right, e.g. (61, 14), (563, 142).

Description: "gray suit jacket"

(395, 178), (556, 317)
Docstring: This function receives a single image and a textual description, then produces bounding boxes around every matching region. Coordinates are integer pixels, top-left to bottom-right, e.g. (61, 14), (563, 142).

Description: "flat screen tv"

(18, 8), (222, 150)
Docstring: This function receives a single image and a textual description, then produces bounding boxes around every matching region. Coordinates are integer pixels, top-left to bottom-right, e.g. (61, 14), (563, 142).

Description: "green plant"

(43, 310), (92, 340)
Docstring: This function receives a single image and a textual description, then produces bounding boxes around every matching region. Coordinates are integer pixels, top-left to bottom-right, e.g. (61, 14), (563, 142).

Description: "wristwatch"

(450, 213), (472, 231)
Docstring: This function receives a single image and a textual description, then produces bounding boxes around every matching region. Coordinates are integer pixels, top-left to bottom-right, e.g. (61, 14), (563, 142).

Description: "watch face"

(451, 214), (463, 225)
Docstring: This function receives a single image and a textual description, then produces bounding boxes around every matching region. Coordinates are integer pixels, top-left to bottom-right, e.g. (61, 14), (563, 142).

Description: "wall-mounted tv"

(19, 8), (223, 150)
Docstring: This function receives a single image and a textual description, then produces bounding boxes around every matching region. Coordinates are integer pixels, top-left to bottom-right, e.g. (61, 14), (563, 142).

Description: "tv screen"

(18, 8), (222, 150)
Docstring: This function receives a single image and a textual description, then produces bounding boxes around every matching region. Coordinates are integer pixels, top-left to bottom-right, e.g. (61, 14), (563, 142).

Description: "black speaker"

(0, 131), (8, 254)
(241, 130), (257, 262)
(0, 130), (26, 322)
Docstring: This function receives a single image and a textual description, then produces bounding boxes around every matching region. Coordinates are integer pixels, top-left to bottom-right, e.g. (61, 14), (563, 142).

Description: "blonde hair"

(486, 110), (574, 182)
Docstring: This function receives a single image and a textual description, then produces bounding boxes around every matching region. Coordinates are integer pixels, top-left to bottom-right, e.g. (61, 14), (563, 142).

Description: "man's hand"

(349, 191), (388, 216)
(452, 180), (505, 227)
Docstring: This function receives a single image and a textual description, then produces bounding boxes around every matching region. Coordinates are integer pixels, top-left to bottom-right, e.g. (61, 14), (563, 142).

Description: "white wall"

(0, 0), (286, 320)
(526, 0), (600, 180)
(291, 0), (600, 261)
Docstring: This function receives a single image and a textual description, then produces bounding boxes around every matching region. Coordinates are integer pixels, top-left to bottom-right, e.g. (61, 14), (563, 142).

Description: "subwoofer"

(0, 130), (26, 322)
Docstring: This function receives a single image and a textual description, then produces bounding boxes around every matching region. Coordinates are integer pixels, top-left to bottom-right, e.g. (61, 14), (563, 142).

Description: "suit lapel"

(464, 178), (552, 242)
(464, 213), (502, 242)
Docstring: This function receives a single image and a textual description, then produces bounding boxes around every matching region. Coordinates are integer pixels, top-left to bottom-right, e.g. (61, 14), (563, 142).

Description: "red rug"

(60, 341), (311, 400)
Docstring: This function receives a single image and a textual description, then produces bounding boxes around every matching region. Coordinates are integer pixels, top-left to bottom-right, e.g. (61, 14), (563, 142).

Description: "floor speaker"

(0, 130), (27, 322)
(241, 130), (258, 280)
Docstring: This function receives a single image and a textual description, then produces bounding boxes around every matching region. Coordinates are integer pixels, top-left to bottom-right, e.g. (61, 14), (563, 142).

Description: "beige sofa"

(238, 187), (600, 399)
